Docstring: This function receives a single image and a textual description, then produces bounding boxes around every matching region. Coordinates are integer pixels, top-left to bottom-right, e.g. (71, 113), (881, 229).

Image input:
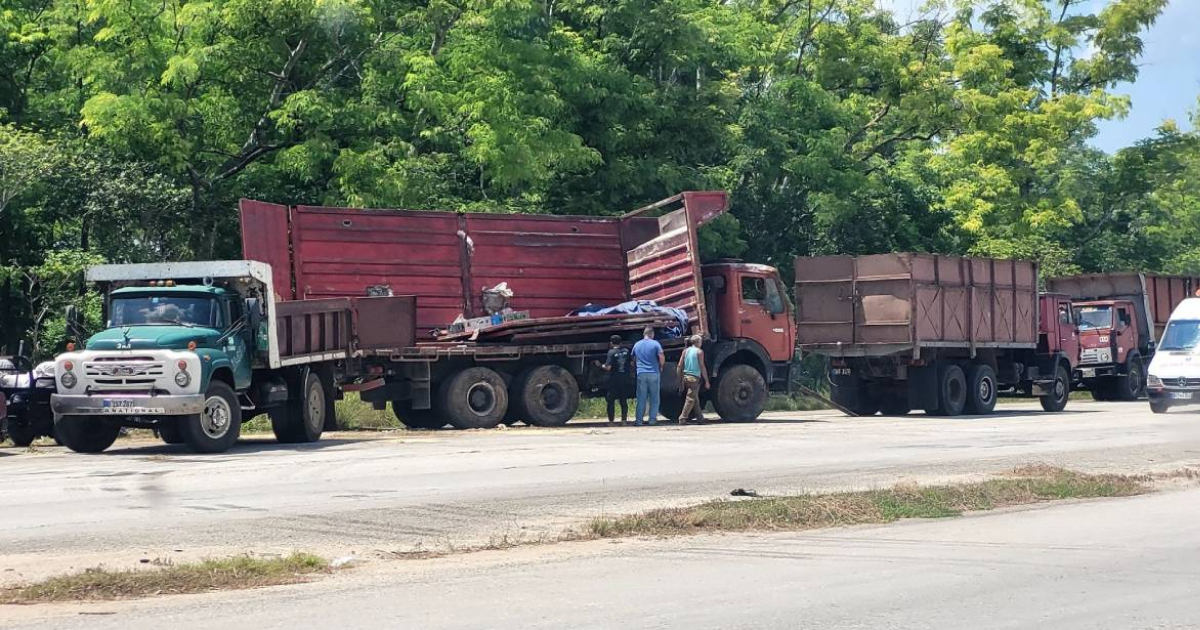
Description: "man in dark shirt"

(596, 335), (632, 424)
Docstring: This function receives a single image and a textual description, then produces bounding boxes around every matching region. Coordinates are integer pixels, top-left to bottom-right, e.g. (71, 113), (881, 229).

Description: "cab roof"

(1168, 298), (1200, 321)
(111, 285), (227, 297)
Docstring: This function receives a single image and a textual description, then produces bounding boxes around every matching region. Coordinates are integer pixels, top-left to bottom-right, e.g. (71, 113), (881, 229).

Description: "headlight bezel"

(60, 370), (78, 389)
(174, 370), (192, 388)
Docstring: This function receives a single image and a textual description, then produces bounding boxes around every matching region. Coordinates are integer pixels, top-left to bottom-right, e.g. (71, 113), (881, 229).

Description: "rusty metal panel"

(275, 298), (351, 360)
(241, 192), (726, 343)
(238, 199), (293, 299)
(352, 296), (416, 351)
(796, 253), (1038, 352)
(625, 209), (703, 333)
(794, 256), (856, 344)
(464, 214), (627, 319)
(288, 206), (463, 338)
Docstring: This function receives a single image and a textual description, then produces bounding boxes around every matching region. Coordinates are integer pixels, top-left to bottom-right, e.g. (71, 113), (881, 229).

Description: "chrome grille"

(83, 361), (165, 388)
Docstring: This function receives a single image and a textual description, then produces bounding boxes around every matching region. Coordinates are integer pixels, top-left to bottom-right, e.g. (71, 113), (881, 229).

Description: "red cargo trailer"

(240, 192), (795, 429)
(795, 253), (1077, 416)
(1046, 273), (1200, 401)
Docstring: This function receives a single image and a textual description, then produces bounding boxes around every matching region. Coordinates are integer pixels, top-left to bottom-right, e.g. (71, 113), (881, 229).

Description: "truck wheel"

(878, 395), (911, 416)
(1116, 359), (1145, 401)
(440, 367), (509, 429)
(1039, 364), (1070, 412)
(391, 401), (446, 429)
(157, 422), (184, 444)
(54, 415), (120, 454)
(713, 364), (767, 422)
(513, 365), (578, 427)
(6, 420), (38, 447)
(182, 380), (243, 453)
(271, 372), (325, 443)
(1150, 400), (1170, 414)
(965, 364), (998, 415)
(927, 363), (966, 416)
(659, 392), (685, 422)
(1090, 381), (1113, 401)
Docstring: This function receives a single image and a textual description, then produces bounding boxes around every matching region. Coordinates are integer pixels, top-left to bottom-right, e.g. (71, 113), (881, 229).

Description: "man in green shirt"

(675, 335), (710, 425)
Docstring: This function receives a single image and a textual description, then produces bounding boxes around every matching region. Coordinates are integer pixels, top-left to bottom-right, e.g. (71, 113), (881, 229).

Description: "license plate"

(1081, 368), (1096, 378)
(831, 368), (852, 376)
(101, 399), (164, 415)
(1171, 392), (1192, 401)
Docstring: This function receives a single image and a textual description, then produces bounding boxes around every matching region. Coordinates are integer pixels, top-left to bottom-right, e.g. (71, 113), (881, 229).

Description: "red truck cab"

(702, 262), (796, 365)
(1074, 299), (1139, 374)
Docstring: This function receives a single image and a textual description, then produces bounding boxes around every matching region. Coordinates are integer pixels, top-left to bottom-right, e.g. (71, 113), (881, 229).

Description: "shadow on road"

(102, 436), (373, 457)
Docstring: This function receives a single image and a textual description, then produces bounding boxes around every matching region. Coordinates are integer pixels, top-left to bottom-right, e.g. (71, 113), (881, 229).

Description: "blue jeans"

(635, 372), (661, 425)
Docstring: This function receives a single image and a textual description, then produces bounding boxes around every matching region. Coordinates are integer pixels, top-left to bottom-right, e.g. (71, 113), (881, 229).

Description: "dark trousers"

(606, 377), (630, 423)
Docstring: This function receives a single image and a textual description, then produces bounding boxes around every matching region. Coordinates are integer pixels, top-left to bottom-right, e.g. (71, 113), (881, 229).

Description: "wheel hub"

(202, 396), (231, 439)
(540, 384), (564, 412)
(467, 383), (496, 416)
(307, 382), (325, 426)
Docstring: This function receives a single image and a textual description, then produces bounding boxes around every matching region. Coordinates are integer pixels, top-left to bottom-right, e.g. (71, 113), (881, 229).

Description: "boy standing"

(597, 335), (632, 424)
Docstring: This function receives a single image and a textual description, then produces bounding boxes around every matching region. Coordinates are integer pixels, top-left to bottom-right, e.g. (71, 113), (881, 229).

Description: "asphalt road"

(7, 487), (1199, 629)
(2, 400), (1200, 585)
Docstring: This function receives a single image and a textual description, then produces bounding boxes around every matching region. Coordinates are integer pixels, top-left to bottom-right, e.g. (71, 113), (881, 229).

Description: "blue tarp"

(571, 300), (689, 339)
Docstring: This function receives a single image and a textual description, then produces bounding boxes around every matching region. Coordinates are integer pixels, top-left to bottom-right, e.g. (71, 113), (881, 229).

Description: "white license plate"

(101, 399), (164, 414)
(1080, 368), (1096, 378)
(1171, 392), (1192, 400)
(831, 368), (852, 376)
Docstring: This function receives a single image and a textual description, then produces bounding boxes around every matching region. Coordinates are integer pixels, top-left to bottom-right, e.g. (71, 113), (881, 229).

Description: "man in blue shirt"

(632, 326), (665, 426)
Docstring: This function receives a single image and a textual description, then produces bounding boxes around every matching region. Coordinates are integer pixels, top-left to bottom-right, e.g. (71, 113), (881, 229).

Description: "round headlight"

(60, 371), (78, 388)
(174, 370), (192, 387)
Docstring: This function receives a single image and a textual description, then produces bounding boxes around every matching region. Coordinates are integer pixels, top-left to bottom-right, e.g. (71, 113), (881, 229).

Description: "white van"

(1146, 297), (1200, 413)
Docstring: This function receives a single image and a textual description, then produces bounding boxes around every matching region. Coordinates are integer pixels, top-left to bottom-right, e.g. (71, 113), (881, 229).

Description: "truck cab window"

(109, 296), (221, 328)
(764, 279), (785, 315)
(741, 277), (766, 304)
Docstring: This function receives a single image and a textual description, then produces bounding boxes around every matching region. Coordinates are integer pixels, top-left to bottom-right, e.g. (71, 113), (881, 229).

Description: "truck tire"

(927, 363), (966, 416)
(440, 367), (508, 429)
(271, 371), (325, 443)
(965, 364), (998, 415)
(1039, 364), (1070, 412)
(1090, 381), (1114, 401)
(391, 401), (446, 430)
(1150, 400), (1170, 414)
(157, 422), (184, 444)
(659, 392), (685, 423)
(6, 420), (38, 447)
(182, 380), (243, 453)
(712, 364), (767, 422)
(513, 365), (579, 427)
(1115, 358), (1145, 401)
(55, 415), (120, 454)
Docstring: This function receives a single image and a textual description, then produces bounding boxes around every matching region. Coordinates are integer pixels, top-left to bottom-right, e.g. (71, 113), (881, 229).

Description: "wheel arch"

(710, 339), (770, 382)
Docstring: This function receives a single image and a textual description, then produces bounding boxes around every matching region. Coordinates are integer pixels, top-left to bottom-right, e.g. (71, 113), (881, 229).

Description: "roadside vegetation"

(586, 466), (1149, 538)
(0, 553), (329, 604)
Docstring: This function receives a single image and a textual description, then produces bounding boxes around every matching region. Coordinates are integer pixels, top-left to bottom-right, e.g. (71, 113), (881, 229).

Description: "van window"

(1159, 320), (1200, 351)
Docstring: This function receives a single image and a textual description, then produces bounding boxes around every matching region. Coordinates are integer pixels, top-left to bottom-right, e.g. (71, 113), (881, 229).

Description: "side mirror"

(245, 298), (263, 333)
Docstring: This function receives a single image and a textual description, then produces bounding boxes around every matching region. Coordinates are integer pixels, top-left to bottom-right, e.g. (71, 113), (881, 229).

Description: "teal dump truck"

(50, 261), (413, 454)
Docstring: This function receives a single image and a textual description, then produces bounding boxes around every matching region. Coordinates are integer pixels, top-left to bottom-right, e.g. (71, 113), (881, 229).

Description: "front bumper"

(1147, 389), (1199, 404)
(51, 393), (205, 416)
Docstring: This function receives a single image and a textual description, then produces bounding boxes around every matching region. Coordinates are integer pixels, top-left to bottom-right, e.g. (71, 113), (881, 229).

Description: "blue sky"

(880, 0), (1200, 153)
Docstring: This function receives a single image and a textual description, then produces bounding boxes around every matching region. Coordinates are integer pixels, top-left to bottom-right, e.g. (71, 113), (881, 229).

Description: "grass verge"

(1, 553), (329, 605)
(587, 466), (1150, 538)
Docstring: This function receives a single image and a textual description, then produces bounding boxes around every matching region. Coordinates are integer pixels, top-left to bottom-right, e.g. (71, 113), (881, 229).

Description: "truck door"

(1114, 305), (1135, 364)
(225, 298), (253, 390)
(736, 273), (794, 362)
(1055, 298), (1079, 366)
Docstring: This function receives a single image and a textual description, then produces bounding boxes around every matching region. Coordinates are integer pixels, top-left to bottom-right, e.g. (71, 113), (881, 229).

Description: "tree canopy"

(1, 0), (1196, 354)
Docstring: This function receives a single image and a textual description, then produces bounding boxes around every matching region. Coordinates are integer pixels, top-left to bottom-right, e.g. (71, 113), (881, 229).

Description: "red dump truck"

(239, 192), (796, 429)
(795, 254), (1078, 416)
(1046, 273), (1200, 401)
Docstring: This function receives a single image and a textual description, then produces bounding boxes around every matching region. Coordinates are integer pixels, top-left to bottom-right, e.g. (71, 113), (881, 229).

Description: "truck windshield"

(1074, 306), (1112, 331)
(109, 296), (220, 328)
(1159, 320), (1200, 351)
